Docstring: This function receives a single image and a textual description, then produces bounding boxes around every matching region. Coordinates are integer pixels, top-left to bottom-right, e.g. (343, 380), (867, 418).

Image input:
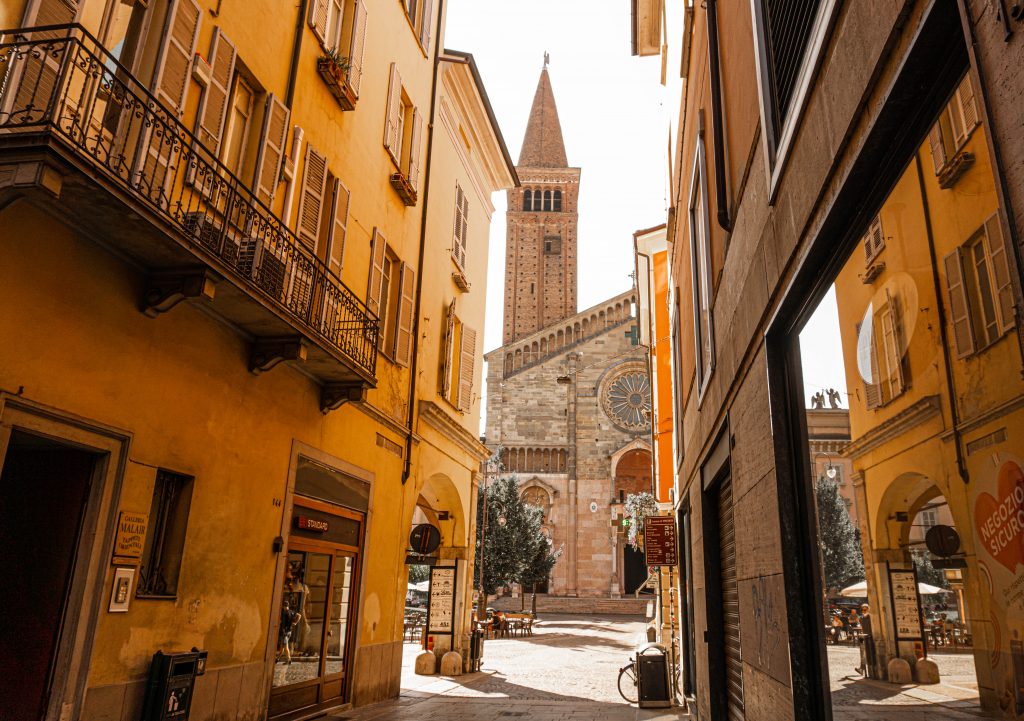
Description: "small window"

(523, 189), (533, 211)
(402, 0), (433, 49)
(928, 74), (980, 175)
(223, 75), (255, 176)
(138, 470), (194, 598)
(367, 230), (415, 364)
(440, 301), (477, 411)
(384, 64), (423, 195)
(544, 234), (561, 254)
(453, 183), (469, 268)
(543, 190), (552, 212)
(863, 215), (884, 265)
(553, 190), (562, 212)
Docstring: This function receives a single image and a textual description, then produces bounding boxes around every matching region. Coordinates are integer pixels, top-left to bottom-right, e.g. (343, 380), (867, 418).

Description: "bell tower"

(503, 58), (581, 345)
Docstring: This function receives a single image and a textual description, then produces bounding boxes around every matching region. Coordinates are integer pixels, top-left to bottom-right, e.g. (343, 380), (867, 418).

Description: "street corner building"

(631, 0), (1024, 720)
(483, 63), (657, 611)
(0, 0), (514, 719)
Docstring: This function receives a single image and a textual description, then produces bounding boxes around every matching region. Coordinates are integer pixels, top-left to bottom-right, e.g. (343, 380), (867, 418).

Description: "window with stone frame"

(137, 469), (194, 598)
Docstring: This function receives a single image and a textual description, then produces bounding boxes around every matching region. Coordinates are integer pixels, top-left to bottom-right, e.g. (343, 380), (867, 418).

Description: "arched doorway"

(613, 447), (653, 595)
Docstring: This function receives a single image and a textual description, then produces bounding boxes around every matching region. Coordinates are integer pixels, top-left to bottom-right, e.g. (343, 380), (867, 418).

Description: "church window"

(523, 189), (533, 211)
(553, 190), (562, 212)
(543, 190), (552, 211)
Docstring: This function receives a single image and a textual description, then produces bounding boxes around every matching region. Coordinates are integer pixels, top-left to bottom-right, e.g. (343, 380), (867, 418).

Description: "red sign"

(644, 516), (678, 566)
(296, 515), (329, 533)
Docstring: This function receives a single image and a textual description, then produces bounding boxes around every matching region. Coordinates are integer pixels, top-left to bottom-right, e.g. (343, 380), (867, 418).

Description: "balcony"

(0, 25), (377, 410)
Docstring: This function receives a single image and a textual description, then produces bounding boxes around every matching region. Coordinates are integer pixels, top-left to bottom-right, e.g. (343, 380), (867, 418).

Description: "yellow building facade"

(835, 72), (1024, 709)
(0, 1), (513, 719)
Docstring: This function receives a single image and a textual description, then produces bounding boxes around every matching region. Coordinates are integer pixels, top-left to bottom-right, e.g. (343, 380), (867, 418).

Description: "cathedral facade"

(484, 64), (654, 599)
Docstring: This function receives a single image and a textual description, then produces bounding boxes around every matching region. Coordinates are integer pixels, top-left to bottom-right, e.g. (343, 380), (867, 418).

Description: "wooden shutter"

(928, 125), (946, 174)
(308, 0), (328, 44)
(383, 63), (402, 159)
(327, 178), (351, 276)
(419, 0), (434, 50)
(197, 28), (236, 153)
(407, 108), (423, 190)
(458, 325), (477, 411)
(153, 0), (201, 115)
(347, 0), (369, 96)
(11, 0), (80, 119)
(441, 299), (456, 399)
(453, 184), (468, 268)
(864, 215), (884, 263)
(367, 229), (386, 317)
(394, 263), (416, 365)
(943, 249), (975, 358)
(882, 288), (905, 395)
(718, 474), (744, 720)
(297, 144), (329, 248)
(957, 75), (978, 135)
(984, 212), (1016, 334)
(253, 94), (290, 205)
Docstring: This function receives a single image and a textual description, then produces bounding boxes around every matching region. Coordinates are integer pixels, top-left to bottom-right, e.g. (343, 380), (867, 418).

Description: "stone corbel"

(320, 381), (367, 413)
(142, 268), (218, 317)
(249, 337), (308, 375)
(0, 160), (64, 209)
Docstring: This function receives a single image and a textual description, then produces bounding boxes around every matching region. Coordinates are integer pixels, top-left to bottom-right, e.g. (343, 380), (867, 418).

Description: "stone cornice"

(841, 395), (942, 460)
(418, 400), (491, 461)
(353, 400), (415, 443)
(939, 392), (1024, 440)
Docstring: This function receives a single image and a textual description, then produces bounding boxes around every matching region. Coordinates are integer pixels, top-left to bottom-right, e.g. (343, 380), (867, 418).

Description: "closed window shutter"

(383, 64), (402, 159)
(327, 178), (351, 276)
(957, 75), (978, 134)
(458, 325), (477, 411)
(14, 0), (80, 116)
(347, 0), (369, 96)
(419, 0), (433, 50)
(864, 215), (884, 262)
(928, 125), (946, 174)
(197, 28), (236, 153)
(297, 144), (329, 249)
(984, 212), (1015, 333)
(453, 185), (468, 268)
(367, 229), (386, 317)
(154, 0), (201, 115)
(253, 94), (290, 205)
(394, 263), (416, 366)
(883, 288), (905, 395)
(308, 0), (328, 45)
(441, 299), (456, 399)
(407, 108), (423, 190)
(943, 249), (976, 358)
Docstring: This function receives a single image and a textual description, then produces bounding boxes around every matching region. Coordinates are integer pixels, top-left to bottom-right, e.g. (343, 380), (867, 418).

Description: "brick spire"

(518, 63), (568, 168)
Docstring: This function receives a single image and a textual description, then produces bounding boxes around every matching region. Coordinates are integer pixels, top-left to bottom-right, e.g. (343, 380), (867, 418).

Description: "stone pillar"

(610, 527), (621, 597)
(566, 352), (579, 597)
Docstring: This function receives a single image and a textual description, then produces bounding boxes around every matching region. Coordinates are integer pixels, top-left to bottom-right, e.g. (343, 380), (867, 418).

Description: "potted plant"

(317, 47), (351, 84)
(623, 492), (658, 550)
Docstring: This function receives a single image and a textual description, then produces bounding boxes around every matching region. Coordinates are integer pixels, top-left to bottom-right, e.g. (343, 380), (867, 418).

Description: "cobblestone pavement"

(828, 645), (989, 720)
(325, 614), (689, 721)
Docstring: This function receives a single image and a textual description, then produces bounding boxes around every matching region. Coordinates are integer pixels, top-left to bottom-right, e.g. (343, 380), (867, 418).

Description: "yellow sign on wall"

(112, 511), (148, 565)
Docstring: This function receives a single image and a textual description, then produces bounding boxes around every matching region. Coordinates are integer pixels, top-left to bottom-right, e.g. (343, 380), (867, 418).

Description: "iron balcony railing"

(0, 24), (378, 379)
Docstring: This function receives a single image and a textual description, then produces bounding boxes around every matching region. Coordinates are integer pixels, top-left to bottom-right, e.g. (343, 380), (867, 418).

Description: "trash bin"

(635, 642), (672, 709)
(469, 628), (484, 672)
(141, 648), (208, 721)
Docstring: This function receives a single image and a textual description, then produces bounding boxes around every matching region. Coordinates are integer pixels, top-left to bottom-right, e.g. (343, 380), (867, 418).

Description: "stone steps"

(489, 594), (653, 616)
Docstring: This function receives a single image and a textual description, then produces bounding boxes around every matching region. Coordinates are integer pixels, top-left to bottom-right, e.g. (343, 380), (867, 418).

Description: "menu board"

(889, 569), (923, 639)
(428, 566), (457, 635)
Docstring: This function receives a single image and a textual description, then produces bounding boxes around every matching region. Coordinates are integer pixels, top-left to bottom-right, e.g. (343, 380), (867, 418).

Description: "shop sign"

(644, 516), (678, 566)
(296, 515), (329, 533)
(112, 511), (148, 565)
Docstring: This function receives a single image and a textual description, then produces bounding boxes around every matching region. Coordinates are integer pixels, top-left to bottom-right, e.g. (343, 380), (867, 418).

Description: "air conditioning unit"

(183, 212), (240, 264)
(239, 236), (287, 299)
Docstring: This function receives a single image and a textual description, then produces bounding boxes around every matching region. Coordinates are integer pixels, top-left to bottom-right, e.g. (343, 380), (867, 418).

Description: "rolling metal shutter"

(718, 474), (744, 720)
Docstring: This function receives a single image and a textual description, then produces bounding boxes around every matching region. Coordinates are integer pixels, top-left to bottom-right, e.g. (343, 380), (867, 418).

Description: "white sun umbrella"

(408, 580), (430, 592)
(839, 580), (950, 597)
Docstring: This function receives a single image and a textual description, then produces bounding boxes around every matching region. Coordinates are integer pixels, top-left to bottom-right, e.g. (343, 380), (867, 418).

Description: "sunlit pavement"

(323, 614), (690, 720)
(828, 645), (988, 719)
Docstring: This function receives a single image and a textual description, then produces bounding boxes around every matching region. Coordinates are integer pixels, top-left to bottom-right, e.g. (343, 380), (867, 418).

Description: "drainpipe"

(706, 0), (731, 232)
(914, 154), (969, 484)
(402, 0), (446, 484)
(286, 0), (307, 109)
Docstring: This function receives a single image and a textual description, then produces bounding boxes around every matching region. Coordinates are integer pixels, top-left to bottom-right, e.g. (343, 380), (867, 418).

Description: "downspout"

(286, 0), (307, 108)
(402, 0), (446, 484)
(706, 0), (731, 232)
(914, 154), (969, 484)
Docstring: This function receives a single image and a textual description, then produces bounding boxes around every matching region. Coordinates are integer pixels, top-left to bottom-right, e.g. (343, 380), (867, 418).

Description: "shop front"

(268, 455), (368, 720)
